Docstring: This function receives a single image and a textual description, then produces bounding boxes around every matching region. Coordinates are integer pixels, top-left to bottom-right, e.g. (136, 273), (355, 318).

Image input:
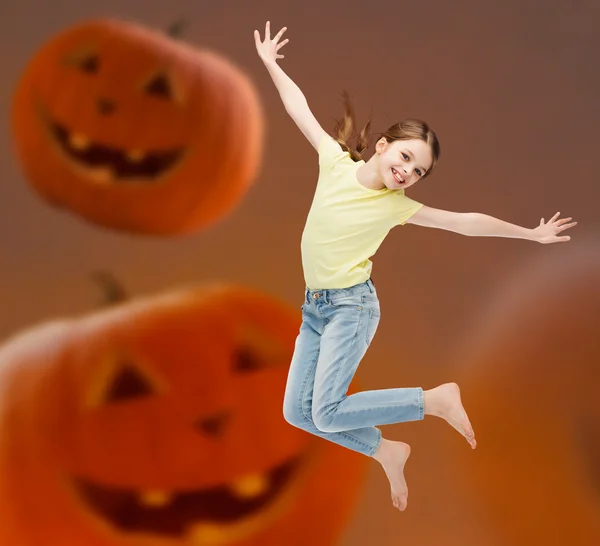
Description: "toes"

(460, 421), (476, 447)
(392, 493), (408, 511)
(462, 417), (475, 439)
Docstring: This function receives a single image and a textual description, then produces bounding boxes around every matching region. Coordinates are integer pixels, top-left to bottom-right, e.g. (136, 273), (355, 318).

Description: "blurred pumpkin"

(447, 238), (600, 545)
(11, 19), (264, 235)
(0, 282), (367, 545)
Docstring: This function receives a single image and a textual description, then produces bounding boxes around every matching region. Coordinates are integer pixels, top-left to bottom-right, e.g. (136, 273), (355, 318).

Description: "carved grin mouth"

(47, 118), (185, 184)
(71, 454), (305, 543)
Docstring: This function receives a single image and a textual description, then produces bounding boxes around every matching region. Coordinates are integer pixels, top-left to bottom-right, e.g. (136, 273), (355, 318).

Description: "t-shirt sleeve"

(396, 193), (424, 226)
(318, 134), (352, 170)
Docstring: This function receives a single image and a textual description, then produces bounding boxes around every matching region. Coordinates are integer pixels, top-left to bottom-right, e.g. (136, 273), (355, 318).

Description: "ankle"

(372, 438), (411, 463)
(423, 384), (449, 417)
(372, 437), (390, 462)
(423, 388), (436, 416)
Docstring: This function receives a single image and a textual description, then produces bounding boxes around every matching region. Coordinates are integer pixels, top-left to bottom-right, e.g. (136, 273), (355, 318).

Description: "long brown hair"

(332, 91), (440, 178)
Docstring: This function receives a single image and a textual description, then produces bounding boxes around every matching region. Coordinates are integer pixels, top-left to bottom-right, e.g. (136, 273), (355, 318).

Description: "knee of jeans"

(283, 397), (308, 429)
(312, 404), (337, 433)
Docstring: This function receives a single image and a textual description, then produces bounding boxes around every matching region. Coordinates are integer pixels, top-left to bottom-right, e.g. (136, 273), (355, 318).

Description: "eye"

(402, 153), (409, 161)
(233, 347), (264, 372)
(103, 362), (156, 404)
(144, 73), (173, 100)
(78, 54), (100, 74)
(416, 169), (422, 177)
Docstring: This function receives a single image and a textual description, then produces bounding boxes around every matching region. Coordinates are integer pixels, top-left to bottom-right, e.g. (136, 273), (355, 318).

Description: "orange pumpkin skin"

(449, 241), (600, 545)
(11, 19), (264, 235)
(0, 284), (367, 545)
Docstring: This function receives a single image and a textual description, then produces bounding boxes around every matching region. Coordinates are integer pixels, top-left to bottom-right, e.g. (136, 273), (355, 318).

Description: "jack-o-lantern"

(447, 239), (600, 545)
(11, 19), (264, 235)
(0, 282), (367, 545)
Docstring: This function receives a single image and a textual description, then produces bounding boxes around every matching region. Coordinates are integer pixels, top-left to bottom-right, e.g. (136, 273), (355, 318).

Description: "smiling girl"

(254, 21), (577, 511)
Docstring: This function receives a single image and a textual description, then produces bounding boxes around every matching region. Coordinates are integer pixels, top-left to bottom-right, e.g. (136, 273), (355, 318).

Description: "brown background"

(1, 0), (599, 543)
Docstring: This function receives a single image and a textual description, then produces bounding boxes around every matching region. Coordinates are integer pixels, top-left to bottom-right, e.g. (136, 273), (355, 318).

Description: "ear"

(375, 138), (388, 155)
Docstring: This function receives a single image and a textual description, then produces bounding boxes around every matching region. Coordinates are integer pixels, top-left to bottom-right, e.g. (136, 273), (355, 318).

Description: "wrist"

(526, 228), (539, 242)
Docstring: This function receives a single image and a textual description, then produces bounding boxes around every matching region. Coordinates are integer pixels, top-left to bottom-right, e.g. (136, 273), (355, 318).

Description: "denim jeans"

(283, 279), (424, 457)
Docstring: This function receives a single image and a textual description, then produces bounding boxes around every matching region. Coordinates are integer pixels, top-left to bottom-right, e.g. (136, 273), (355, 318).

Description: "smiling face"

(0, 284), (367, 546)
(11, 19), (264, 235)
(375, 138), (433, 190)
(40, 42), (187, 186)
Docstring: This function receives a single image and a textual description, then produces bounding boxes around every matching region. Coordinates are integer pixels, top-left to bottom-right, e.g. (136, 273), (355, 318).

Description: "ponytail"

(331, 91), (372, 162)
(331, 91), (441, 177)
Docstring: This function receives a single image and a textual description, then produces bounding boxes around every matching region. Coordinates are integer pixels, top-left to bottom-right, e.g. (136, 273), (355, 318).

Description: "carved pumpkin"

(0, 282), (367, 545)
(11, 19), (264, 235)
(449, 240), (600, 545)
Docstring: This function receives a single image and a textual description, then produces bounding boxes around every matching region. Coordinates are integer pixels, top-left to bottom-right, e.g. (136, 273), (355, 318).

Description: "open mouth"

(71, 454), (305, 542)
(47, 118), (185, 184)
(391, 168), (405, 185)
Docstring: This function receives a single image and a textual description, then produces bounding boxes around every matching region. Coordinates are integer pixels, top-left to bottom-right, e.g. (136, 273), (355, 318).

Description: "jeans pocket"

(329, 294), (363, 310)
(365, 307), (381, 346)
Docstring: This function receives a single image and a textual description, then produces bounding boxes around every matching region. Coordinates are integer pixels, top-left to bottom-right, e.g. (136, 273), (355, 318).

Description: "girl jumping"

(254, 21), (577, 511)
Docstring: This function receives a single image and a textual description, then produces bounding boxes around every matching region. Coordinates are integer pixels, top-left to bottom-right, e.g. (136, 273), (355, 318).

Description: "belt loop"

(367, 278), (375, 293)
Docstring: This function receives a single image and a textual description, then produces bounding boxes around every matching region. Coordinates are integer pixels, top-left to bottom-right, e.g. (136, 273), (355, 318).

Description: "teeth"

(229, 473), (269, 499)
(127, 149), (145, 162)
(392, 168), (404, 183)
(69, 133), (90, 150)
(87, 166), (114, 184)
(189, 523), (229, 544)
(139, 490), (173, 507)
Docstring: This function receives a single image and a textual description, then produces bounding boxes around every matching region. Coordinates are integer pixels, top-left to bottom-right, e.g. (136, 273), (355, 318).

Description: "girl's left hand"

(531, 212), (577, 244)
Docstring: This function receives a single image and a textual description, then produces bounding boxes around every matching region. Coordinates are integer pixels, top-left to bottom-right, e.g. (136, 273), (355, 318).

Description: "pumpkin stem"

(91, 270), (128, 305)
(167, 18), (188, 39)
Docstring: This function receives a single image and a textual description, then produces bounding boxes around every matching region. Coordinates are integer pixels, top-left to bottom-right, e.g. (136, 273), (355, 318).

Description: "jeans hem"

(366, 427), (383, 457)
(339, 429), (380, 456)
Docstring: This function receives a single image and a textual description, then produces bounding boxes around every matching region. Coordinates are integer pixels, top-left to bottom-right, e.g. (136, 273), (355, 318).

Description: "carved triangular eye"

(233, 322), (292, 373)
(144, 73), (173, 99)
(103, 362), (155, 404)
(233, 347), (264, 373)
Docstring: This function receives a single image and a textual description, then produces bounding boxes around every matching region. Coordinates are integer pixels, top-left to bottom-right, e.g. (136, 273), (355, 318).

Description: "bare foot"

(372, 438), (412, 511)
(424, 382), (477, 449)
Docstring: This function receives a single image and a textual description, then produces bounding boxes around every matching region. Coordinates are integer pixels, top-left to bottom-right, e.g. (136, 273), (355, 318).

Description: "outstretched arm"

(405, 206), (577, 244)
(254, 21), (328, 150)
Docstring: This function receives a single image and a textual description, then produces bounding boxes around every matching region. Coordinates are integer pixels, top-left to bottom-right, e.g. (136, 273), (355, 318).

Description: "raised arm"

(254, 21), (327, 150)
(405, 206), (576, 244)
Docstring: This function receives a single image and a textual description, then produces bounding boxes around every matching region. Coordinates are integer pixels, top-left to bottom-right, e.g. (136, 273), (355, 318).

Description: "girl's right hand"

(254, 21), (289, 65)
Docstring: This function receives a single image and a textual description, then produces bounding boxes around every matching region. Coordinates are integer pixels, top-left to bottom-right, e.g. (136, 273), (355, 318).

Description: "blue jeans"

(283, 279), (424, 457)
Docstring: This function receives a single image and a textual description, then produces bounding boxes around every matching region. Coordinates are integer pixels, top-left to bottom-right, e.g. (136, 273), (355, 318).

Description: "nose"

(97, 98), (116, 116)
(194, 411), (232, 437)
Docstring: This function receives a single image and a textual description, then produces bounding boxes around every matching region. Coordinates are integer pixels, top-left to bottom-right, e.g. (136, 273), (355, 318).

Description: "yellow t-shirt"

(300, 135), (424, 289)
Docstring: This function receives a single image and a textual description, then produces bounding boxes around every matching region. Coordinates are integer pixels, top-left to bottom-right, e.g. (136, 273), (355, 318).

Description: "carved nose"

(97, 98), (116, 116)
(195, 412), (231, 436)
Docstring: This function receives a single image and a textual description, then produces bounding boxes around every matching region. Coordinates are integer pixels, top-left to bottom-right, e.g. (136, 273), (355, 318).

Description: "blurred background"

(1, 0), (599, 544)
